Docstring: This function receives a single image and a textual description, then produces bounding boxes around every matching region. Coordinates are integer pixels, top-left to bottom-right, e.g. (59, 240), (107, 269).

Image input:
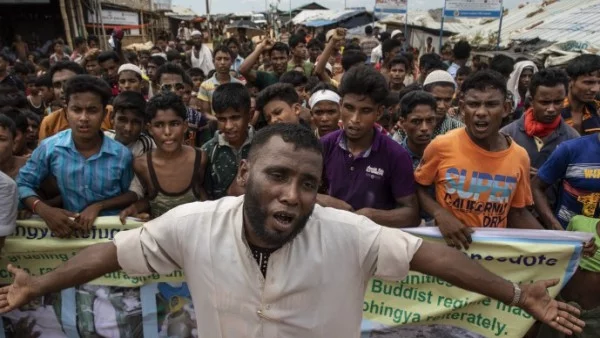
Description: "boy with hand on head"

(119, 92), (207, 222)
(201, 83), (254, 200)
(256, 83), (304, 125)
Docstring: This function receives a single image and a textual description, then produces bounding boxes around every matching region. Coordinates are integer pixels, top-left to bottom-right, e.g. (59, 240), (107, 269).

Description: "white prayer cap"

(309, 89), (341, 109)
(118, 63), (142, 76)
(423, 70), (456, 88)
(391, 29), (403, 38)
(191, 30), (202, 37)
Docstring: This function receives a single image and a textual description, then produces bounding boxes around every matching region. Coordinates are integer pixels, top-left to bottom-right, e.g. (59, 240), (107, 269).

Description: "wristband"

(509, 282), (522, 306)
(32, 199), (41, 214)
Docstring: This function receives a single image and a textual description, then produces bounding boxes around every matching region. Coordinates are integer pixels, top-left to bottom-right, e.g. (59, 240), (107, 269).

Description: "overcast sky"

(172, 0), (529, 16)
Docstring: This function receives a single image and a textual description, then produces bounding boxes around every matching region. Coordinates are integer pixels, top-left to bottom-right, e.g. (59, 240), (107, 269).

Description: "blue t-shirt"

(538, 134), (600, 228)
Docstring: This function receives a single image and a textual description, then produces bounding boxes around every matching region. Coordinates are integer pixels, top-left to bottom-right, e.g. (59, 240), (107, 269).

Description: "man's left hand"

(355, 208), (375, 219)
(75, 204), (103, 233)
(582, 239), (597, 258)
(520, 279), (584, 335)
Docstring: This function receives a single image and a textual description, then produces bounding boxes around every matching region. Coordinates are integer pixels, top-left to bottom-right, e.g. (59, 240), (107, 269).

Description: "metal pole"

(496, 1), (504, 50)
(403, 5), (408, 51)
(439, 0), (446, 53)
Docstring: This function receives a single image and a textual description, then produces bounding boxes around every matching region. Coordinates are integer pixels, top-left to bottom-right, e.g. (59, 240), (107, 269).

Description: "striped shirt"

(17, 129), (133, 215)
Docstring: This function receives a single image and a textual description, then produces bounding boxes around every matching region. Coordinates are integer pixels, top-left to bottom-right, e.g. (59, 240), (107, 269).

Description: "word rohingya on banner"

(0, 216), (185, 287)
(361, 227), (591, 338)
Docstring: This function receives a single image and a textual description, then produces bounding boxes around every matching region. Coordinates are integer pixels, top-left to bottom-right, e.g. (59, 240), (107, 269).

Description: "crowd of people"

(0, 23), (598, 337)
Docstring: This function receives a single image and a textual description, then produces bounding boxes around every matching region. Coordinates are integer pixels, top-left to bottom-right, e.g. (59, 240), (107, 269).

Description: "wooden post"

(59, 0), (74, 47)
(68, 0), (79, 38)
(75, 0), (88, 38)
(97, 0), (107, 50)
(141, 10), (146, 41)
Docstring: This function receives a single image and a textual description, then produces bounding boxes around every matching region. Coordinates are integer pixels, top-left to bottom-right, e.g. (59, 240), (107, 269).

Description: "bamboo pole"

(97, 0), (107, 50)
(75, 0), (88, 39)
(68, 0), (79, 38)
(140, 10), (146, 42)
(59, 0), (74, 47)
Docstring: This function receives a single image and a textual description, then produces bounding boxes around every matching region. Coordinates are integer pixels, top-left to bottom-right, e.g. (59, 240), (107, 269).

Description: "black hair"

(365, 25), (373, 35)
(146, 92), (187, 121)
(224, 38), (240, 48)
(35, 74), (52, 88)
(344, 43), (361, 52)
(399, 90), (437, 118)
(38, 59), (50, 70)
(64, 75), (112, 108)
(270, 42), (290, 57)
(382, 39), (402, 58)
(139, 50), (151, 57)
(305, 76), (321, 93)
(212, 82), (251, 115)
(453, 40), (471, 60)
(489, 54), (515, 79)
(126, 52), (139, 64)
(379, 32), (391, 43)
(207, 69), (216, 78)
(74, 37), (86, 48)
(307, 39), (324, 50)
(51, 39), (64, 51)
(456, 66), (472, 78)
(279, 71), (308, 87)
(248, 123), (323, 162)
(461, 70), (508, 99)
(256, 83), (300, 113)
(383, 91), (400, 108)
(0, 114), (16, 138)
(213, 45), (235, 60)
(13, 63), (29, 76)
(112, 91), (147, 120)
(0, 85), (27, 109)
(26, 74), (37, 85)
(288, 35), (306, 49)
(87, 35), (100, 46)
(149, 55), (167, 67)
(566, 54), (600, 80)
(310, 81), (338, 95)
(398, 83), (423, 101)
(419, 53), (447, 73)
(389, 55), (410, 70)
(0, 108), (28, 134)
(49, 61), (85, 80)
(187, 67), (205, 78)
(166, 50), (182, 62)
(339, 65), (389, 104)
(98, 51), (120, 64)
(341, 50), (367, 71)
(0, 51), (13, 64)
(529, 68), (570, 98)
(155, 63), (186, 85)
(22, 110), (41, 125)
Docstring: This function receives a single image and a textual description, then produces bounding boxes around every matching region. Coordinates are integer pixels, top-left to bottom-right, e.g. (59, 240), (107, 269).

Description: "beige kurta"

(114, 196), (422, 337)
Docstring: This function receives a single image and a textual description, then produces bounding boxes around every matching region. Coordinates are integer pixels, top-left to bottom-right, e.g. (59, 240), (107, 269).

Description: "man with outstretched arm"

(0, 124), (584, 337)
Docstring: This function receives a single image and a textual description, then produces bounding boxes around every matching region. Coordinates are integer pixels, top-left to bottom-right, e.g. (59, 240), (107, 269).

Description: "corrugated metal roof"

(292, 9), (368, 25)
(165, 5), (198, 18)
(457, 0), (599, 47)
(515, 1), (600, 46)
(379, 11), (478, 34)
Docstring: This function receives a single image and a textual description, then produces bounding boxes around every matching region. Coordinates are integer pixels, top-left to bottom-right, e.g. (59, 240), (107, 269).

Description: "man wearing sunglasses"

(154, 63), (212, 147)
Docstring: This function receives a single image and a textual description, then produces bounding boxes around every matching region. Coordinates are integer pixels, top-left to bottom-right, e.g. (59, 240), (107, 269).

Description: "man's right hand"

(333, 28), (347, 42)
(36, 204), (78, 238)
(119, 205), (139, 225)
(434, 209), (473, 250)
(258, 39), (273, 51)
(0, 265), (38, 314)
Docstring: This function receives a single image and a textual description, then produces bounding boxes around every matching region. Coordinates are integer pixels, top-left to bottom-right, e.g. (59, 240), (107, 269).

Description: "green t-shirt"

(255, 71), (279, 91)
(568, 215), (600, 272)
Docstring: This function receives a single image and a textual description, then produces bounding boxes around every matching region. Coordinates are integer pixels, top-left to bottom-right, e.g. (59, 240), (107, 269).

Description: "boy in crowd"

(240, 40), (290, 91)
(279, 71), (312, 124)
(2, 108), (31, 158)
(388, 55), (410, 92)
(320, 65), (419, 228)
(0, 169), (17, 251)
(117, 64), (143, 94)
(147, 55), (167, 97)
(38, 61), (112, 140)
(0, 114), (27, 179)
(34, 74), (55, 115)
(398, 90), (436, 170)
(119, 93), (207, 222)
(201, 83), (253, 200)
(198, 46), (243, 115)
(309, 83), (341, 138)
(378, 38), (402, 79)
(224, 38), (244, 78)
(104, 91), (155, 157)
(447, 40), (471, 79)
(562, 54), (600, 135)
(256, 83), (302, 125)
(98, 51), (121, 96)
(187, 67), (205, 93)
(423, 70), (464, 138)
(307, 39), (323, 64)
(415, 70), (542, 250)
(287, 35), (313, 77)
(17, 75), (137, 237)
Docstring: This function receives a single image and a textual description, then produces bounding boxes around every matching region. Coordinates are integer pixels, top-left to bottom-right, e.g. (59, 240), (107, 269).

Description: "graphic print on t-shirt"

(443, 167), (518, 228)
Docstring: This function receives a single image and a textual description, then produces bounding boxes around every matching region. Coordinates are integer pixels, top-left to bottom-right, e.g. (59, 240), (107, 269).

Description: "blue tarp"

(305, 20), (335, 27)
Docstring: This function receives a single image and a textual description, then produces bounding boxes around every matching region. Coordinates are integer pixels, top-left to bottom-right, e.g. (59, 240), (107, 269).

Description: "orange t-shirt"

(414, 128), (533, 228)
(39, 106), (114, 141)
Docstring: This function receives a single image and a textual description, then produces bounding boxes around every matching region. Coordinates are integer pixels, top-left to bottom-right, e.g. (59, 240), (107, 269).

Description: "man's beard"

(243, 175), (313, 248)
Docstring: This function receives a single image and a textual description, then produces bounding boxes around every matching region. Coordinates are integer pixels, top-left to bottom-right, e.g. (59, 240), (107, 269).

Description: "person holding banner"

(0, 123), (586, 337)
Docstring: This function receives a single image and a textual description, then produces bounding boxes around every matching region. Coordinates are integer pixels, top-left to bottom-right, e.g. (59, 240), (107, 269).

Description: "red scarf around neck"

(524, 108), (561, 138)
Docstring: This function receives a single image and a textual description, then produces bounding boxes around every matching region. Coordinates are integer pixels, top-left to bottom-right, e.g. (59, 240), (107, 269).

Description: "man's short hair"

(382, 39), (402, 57)
(461, 70), (508, 100)
(279, 71), (308, 88)
(399, 91), (437, 119)
(149, 55), (167, 68)
(365, 25), (373, 35)
(74, 37), (86, 48)
(453, 40), (471, 60)
(270, 42), (290, 57)
(256, 83), (300, 113)
(530, 68), (570, 98)
(341, 50), (367, 71)
(248, 123), (323, 162)
(187, 67), (205, 78)
(389, 55), (410, 70)
(307, 39), (324, 51)
(155, 63), (187, 84)
(566, 54), (600, 80)
(87, 35), (100, 46)
(419, 53), (447, 73)
(98, 51), (120, 64)
(456, 66), (472, 78)
(0, 108), (28, 134)
(212, 82), (251, 115)
(49, 61), (85, 80)
(0, 114), (16, 138)
(489, 54), (515, 79)
(166, 50), (182, 62)
(146, 92), (187, 121)
(224, 38), (240, 49)
(213, 45), (235, 60)
(288, 35), (305, 49)
(64, 75), (112, 108)
(339, 65), (389, 104)
(112, 91), (147, 120)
